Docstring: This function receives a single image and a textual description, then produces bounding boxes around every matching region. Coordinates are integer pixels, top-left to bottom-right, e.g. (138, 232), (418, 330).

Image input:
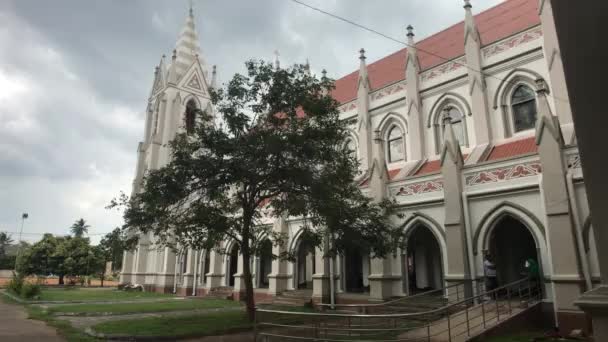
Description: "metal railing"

(254, 277), (541, 341)
(315, 280), (477, 315)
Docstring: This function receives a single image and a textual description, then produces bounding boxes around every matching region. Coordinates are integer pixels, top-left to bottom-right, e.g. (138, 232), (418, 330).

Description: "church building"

(120, 0), (596, 330)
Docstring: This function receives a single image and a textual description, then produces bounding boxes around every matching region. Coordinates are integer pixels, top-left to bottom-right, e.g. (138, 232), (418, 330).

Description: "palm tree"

(70, 218), (90, 238)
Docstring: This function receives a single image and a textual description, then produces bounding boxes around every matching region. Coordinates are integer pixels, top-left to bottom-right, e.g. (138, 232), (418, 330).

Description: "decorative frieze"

(391, 179), (444, 197)
(370, 82), (405, 101)
(465, 161), (542, 186)
(482, 27), (543, 58)
(420, 56), (467, 82)
(339, 101), (357, 113)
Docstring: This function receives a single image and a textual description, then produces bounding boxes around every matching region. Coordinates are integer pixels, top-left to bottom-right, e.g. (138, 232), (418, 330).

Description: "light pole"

(14, 213), (28, 271)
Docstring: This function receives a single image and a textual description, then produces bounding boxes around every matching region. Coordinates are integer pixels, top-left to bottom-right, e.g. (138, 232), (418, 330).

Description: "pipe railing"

(315, 280), (477, 314)
(254, 277), (541, 341)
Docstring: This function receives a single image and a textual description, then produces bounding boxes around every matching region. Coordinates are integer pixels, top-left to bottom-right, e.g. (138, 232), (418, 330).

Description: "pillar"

(405, 26), (425, 161)
(205, 245), (225, 290)
(440, 108), (473, 298)
(535, 79), (586, 332)
(268, 215), (290, 295)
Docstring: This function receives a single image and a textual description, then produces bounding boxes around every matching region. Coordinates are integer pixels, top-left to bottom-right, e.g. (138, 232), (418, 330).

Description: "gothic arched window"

(344, 138), (357, 160)
(511, 85), (537, 132)
(442, 107), (465, 145)
(185, 99), (197, 134)
(387, 125), (405, 163)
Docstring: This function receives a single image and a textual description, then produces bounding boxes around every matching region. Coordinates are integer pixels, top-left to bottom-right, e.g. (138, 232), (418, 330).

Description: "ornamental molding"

(420, 56), (467, 82)
(370, 81), (406, 101)
(391, 179), (444, 197)
(339, 101), (357, 113)
(465, 161), (542, 186)
(482, 26), (543, 59)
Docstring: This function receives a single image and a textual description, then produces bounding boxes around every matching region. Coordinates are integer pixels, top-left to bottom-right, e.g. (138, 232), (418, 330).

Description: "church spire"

(172, 3), (204, 81)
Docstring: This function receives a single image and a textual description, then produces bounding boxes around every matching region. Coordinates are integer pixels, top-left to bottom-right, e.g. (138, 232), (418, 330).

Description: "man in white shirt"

(484, 253), (497, 300)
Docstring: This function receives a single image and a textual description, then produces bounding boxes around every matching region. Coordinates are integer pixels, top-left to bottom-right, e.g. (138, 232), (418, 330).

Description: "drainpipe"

(192, 250), (199, 296)
(566, 170), (592, 291)
(173, 250), (180, 294)
(328, 235), (336, 309)
(462, 191), (478, 298)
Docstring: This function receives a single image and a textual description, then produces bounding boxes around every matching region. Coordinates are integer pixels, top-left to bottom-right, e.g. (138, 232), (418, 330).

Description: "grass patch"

(92, 310), (252, 337)
(49, 298), (241, 315)
(38, 287), (172, 302)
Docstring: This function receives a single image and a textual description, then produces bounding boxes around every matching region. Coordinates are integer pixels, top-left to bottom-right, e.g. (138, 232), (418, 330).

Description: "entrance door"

(344, 247), (365, 293)
(489, 216), (538, 285)
(405, 225), (443, 294)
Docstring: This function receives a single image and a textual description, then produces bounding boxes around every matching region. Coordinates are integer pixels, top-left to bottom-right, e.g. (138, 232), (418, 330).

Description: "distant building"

(121, 0), (595, 330)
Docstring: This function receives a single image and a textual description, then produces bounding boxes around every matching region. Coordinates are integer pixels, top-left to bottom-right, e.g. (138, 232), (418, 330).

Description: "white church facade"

(120, 0), (597, 330)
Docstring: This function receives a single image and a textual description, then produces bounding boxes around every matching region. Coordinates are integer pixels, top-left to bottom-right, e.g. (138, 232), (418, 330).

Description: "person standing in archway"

(484, 252), (498, 300)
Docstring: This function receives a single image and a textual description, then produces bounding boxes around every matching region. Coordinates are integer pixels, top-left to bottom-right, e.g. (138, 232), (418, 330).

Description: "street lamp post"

(14, 213), (28, 271)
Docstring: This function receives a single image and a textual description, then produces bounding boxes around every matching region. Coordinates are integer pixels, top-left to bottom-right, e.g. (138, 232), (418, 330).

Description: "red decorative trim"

(482, 27), (543, 58)
(465, 161), (541, 186)
(392, 179), (444, 197)
(421, 56), (467, 82)
(370, 82), (405, 101)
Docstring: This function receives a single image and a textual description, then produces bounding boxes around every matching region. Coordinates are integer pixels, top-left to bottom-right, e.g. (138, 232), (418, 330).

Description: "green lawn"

(49, 298), (241, 315)
(38, 287), (172, 302)
(92, 310), (252, 337)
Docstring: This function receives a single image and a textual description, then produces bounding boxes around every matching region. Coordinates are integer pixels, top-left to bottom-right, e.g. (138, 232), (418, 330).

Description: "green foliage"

(0, 254), (16, 269)
(0, 232), (13, 257)
(20, 282), (41, 299)
(98, 227), (129, 272)
(70, 218), (90, 238)
(7, 273), (24, 294)
(109, 61), (402, 320)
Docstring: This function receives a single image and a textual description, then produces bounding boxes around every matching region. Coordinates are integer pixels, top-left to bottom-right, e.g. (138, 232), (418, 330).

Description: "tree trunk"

(101, 272), (105, 287)
(58, 274), (64, 285)
(242, 244), (256, 322)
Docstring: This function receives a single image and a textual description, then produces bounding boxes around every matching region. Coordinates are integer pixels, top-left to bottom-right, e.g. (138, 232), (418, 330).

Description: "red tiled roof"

(486, 136), (537, 161)
(388, 168), (401, 180)
(332, 0), (540, 104)
(414, 153), (469, 176)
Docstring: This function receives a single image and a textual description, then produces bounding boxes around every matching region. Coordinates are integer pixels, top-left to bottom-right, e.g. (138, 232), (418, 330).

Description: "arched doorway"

(227, 244), (239, 287)
(487, 216), (538, 285)
(404, 225), (444, 294)
(257, 239), (272, 288)
(294, 237), (315, 289)
(343, 247), (368, 293)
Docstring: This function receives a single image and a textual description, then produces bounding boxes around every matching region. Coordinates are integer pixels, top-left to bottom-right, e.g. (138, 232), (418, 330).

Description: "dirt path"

(0, 299), (64, 342)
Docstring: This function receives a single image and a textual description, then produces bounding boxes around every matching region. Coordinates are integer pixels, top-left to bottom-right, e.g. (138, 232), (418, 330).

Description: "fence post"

(481, 298), (486, 328)
(427, 317), (431, 342)
(507, 286), (512, 315)
(495, 291), (500, 321)
(253, 309), (258, 342)
(465, 304), (470, 337)
(447, 307), (452, 342)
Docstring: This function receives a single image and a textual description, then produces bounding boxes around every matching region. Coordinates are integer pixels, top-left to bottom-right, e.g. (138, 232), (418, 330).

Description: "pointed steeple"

(358, 48), (370, 90)
(172, 4), (204, 81)
(405, 25), (425, 160)
(463, 0), (480, 45)
(357, 48), (373, 171)
(167, 49), (179, 84)
(210, 65), (217, 89)
(274, 50), (280, 70)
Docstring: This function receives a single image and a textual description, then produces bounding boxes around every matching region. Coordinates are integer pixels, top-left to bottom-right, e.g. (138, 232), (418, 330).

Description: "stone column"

(368, 131), (401, 299)
(232, 251), (246, 298)
(356, 48), (373, 172)
(119, 251), (134, 284)
(535, 79), (585, 333)
(440, 108), (473, 299)
(205, 245), (225, 290)
(268, 215), (290, 296)
(312, 241), (331, 304)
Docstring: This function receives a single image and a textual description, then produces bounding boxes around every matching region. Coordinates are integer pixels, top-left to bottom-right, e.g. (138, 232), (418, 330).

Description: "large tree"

(70, 218), (90, 238)
(99, 228), (129, 272)
(111, 61), (401, 320)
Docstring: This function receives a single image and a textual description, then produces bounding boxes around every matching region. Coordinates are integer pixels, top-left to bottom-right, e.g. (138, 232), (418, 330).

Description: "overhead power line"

(289, 0), (570, 105)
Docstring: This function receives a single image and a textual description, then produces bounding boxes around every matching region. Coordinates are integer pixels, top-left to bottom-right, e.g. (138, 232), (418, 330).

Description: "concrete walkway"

(0, 299), (64, 342)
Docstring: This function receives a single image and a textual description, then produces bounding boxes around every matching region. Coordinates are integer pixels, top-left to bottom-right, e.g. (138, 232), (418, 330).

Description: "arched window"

(511, 85), (537, 132)
(442, 106), (465, 145)
(344, 138), (357, 160)
(387, 126), (405, 163)
(185, 99), (197, 134)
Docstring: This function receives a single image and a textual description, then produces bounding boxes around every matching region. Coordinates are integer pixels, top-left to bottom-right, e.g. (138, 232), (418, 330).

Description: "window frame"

(509, 84), (538, 134)
(387, 125), (405, 163)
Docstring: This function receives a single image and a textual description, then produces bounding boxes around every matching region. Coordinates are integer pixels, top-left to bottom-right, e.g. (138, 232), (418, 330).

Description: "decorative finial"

(442, 106), (454, 124)
(189, 0), (194, 16)
(212, 65), (217, 73)
(274, 49), (280, 69)
(172, 49), (177, 61)
(464, 0), (472, 9)
(305, 58), (310, 69)
(321, 69), (327, 79)
(406, 25), (414, 38)
(535, 78), (548, 94)
(154, 66), (159, 74)
(359, 48), (366, 60)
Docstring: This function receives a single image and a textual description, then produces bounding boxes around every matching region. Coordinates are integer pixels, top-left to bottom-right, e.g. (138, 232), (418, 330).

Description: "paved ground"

(0, 299), (64, 342)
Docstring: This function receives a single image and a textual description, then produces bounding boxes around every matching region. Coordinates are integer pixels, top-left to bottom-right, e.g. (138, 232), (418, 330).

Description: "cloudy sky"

(0, 0), (503, 243)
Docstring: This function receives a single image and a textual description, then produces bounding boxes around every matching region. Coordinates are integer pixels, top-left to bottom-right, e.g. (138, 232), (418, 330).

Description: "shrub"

(7, 273), (24, 295)
(20, 282), (41, 299)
